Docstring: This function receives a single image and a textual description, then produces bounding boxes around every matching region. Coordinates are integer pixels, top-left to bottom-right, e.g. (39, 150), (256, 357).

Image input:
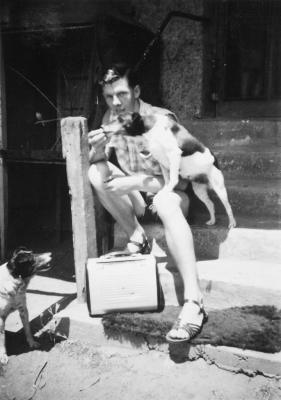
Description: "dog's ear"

(13, 246), (29, 256)
(9, 247), (33, 267)
(8, 248), (35, 278)
(14, 249), (33, 264)
(126, 112), (145, 136)
(131, 112), (141, 120)
(7, 246), (28, 269)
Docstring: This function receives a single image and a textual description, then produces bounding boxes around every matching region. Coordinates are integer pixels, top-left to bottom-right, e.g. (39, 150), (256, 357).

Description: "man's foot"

(125, 237), (151, 254)
(166, 299), (208, 343)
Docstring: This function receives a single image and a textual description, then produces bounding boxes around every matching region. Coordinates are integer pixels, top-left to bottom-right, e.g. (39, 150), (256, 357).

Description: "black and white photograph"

(0, 0), (281, 398)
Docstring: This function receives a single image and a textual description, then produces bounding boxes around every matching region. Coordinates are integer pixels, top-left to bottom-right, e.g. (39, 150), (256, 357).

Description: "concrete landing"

(5, 256), (280, 377)
(158, 259), (281, 311)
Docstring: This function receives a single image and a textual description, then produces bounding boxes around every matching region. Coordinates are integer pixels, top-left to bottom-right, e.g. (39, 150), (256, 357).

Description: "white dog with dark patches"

(100, 112), (236, 228)
(0, 247), (52, 364)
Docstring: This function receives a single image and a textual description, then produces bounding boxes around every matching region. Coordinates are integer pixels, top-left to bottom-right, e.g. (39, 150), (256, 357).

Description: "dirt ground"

(1, 333), (281, 400)
(2, 233), (281, 400)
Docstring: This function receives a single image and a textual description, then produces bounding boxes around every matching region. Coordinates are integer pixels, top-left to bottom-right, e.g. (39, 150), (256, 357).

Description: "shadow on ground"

(5, 329), (66, 358)
(5, 292), (76, 358)
(102, 305), (281, 355)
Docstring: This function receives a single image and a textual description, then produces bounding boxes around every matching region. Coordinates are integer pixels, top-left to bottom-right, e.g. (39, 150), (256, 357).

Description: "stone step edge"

(45, 301), (281, 379)
(158, 261), (281, 310)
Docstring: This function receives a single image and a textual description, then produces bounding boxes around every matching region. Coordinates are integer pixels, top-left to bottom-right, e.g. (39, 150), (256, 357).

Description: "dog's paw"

(148, 203), (157, 214)
(0, 352), (9, 365)
(206, 219), (216, 226)
(27, 339), (40, 349)
(228, 219), (237, 229)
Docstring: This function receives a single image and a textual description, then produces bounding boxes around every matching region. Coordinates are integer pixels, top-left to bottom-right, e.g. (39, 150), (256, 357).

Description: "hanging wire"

(9, 66), (60, 114)
(2, 23), (97, 35)
(133, 10), (209, 73)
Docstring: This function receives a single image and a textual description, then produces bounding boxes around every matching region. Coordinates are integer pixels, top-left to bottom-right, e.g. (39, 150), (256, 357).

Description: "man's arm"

(104, 174), (164, 195)
(88, 109), (116, 163)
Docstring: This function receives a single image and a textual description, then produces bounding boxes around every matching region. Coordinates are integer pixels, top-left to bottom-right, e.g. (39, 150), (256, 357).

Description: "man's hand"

(88, 128), (109, 162)
(88, 128), (107, 147)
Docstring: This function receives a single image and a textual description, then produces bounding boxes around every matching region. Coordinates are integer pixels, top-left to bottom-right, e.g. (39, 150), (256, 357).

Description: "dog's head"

(7, 247), (52, 279)
(117, 112), (147, 136)
(102, 112), (157, 137)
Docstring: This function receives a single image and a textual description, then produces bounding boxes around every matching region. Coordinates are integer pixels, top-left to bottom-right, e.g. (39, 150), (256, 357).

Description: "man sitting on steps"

(88, 63), (207, 343)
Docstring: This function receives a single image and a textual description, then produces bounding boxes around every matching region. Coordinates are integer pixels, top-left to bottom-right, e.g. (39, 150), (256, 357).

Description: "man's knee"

(88, 162), (109, 192)
(153, 190), (190, 219)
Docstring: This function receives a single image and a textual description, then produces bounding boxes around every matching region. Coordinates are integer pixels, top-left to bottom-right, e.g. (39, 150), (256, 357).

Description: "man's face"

(102, 77), (140, 115)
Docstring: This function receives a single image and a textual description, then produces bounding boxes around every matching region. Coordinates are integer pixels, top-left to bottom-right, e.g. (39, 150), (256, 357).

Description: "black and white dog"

(0, 247), (52, 364)
(101, 112), (236, 228)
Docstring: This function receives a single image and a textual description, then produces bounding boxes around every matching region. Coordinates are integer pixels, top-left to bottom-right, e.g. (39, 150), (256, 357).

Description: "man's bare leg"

(153, 190), (204, 340)
(88, 161), (146, 247)
(89, 163), (204, 338)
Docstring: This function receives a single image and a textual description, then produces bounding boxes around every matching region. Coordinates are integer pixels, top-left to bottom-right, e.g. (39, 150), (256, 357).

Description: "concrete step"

(213, 146), (281, 179)
(192, 220), (281, 262)
(158, 258), (281, 310)
(184, 118), (281, 148)
(188, 178), (281, 219)
(114, 217), (281, 262)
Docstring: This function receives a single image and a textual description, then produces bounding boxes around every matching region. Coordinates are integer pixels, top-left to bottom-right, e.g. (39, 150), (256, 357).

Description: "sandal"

(166, 299), (208, 344)
(125, 237), (151, 255)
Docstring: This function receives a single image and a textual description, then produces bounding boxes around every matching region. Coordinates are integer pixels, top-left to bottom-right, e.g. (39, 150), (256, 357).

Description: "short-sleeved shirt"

(103, 99), (177, 176)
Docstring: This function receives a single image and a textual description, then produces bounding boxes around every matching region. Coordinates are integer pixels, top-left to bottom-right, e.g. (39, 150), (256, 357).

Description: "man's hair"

(99, 63), (140, 88)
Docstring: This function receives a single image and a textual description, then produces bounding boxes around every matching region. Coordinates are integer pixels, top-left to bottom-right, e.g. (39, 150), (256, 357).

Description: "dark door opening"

(213, 0), (281, 118)
(3, 14), (160, 269)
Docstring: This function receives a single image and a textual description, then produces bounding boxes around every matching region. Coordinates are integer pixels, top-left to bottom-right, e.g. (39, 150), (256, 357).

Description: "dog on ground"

(0, 247), (52, 364)
(101, 112), (236, 228)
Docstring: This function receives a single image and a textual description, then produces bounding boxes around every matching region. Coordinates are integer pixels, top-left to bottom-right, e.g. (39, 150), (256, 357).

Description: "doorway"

(210, 0), (281, 118)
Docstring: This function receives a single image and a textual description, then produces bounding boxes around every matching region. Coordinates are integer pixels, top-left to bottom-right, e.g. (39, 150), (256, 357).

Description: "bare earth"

(0, 336), (281, 400)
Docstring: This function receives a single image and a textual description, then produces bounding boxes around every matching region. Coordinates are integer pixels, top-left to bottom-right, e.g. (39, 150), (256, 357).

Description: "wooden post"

(0, 32), (8, 261)
(61, 117), (98, 302)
